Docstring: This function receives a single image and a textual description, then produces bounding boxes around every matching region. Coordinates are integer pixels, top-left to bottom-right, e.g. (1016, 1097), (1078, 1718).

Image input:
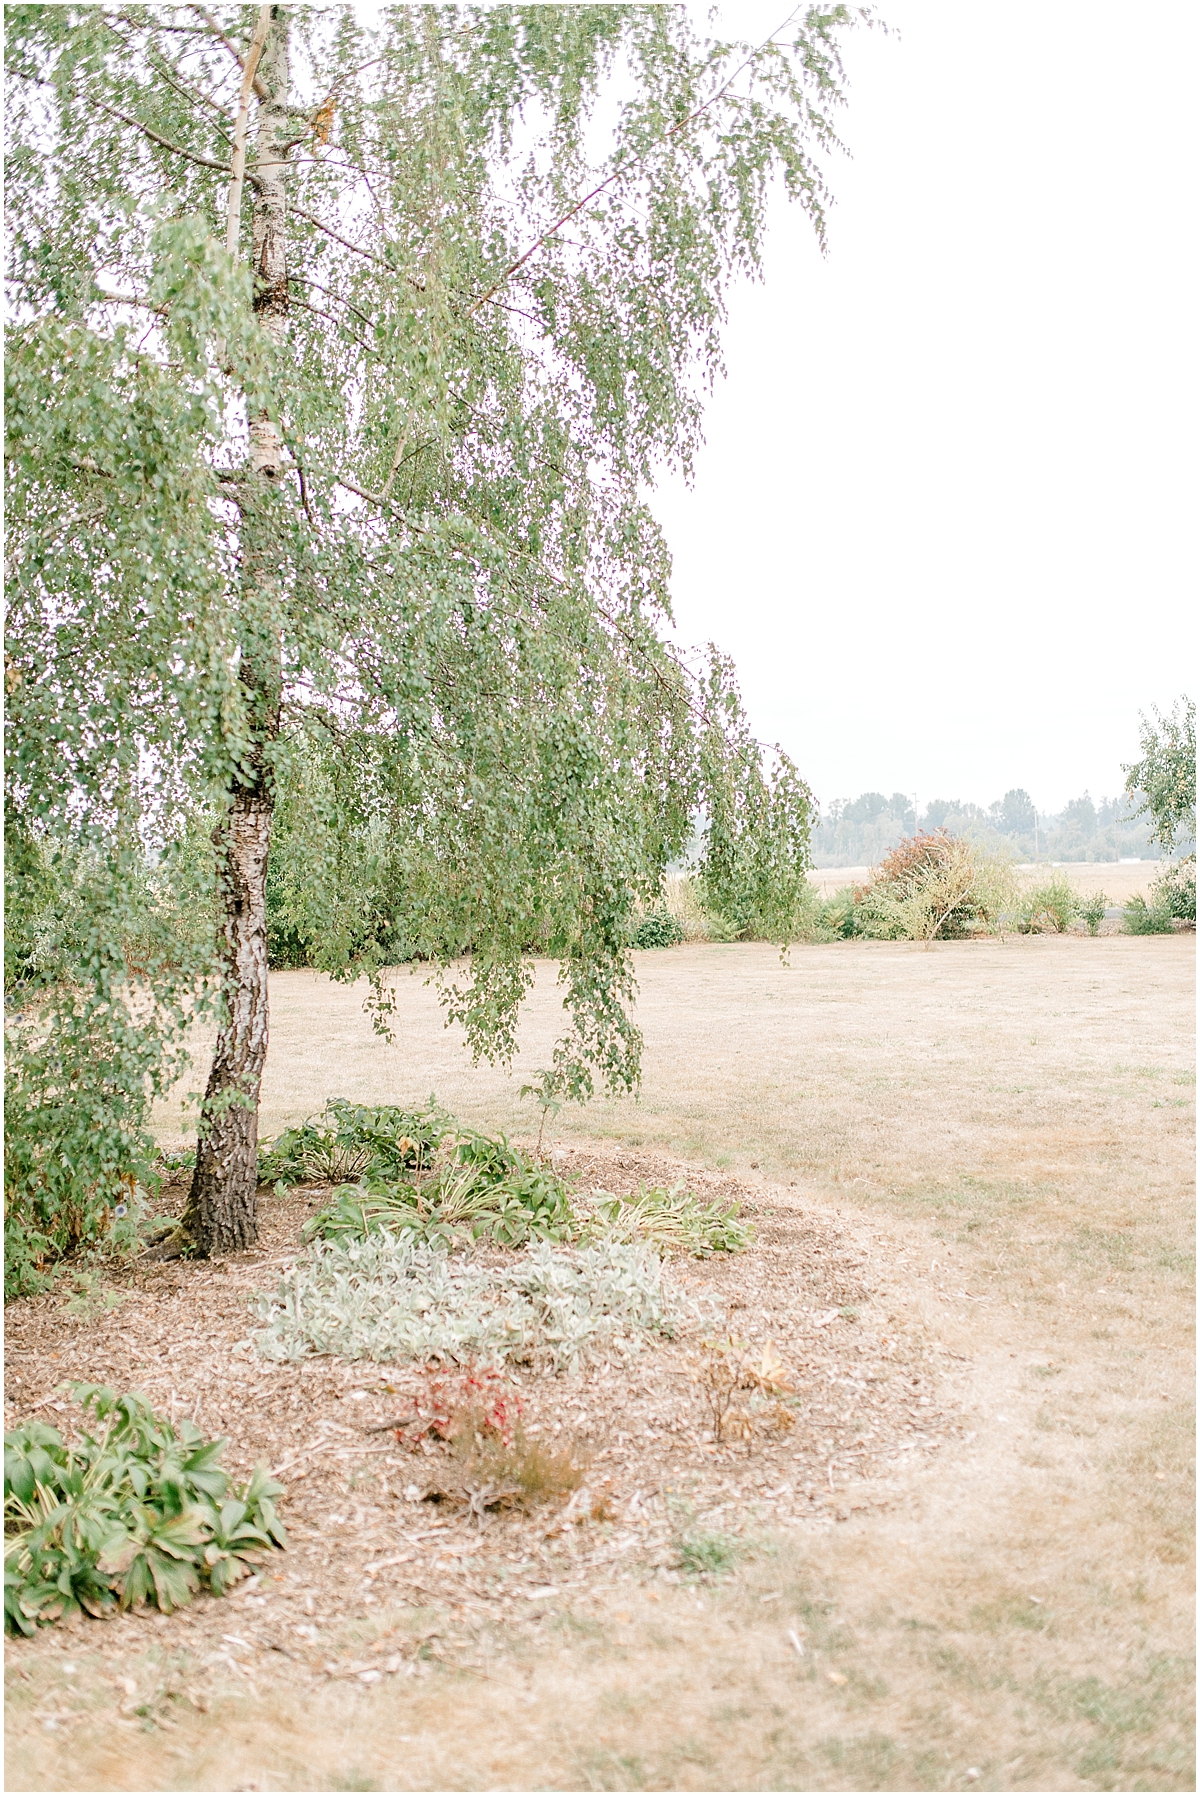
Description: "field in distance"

(808, 860), (1165, 903)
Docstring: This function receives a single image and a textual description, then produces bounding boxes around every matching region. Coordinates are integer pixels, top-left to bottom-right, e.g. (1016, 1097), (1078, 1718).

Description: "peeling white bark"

(187, 7), (290, 1255)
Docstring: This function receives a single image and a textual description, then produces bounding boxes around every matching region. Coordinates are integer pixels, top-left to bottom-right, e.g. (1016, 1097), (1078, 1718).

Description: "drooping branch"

(468, 6), (805, 316)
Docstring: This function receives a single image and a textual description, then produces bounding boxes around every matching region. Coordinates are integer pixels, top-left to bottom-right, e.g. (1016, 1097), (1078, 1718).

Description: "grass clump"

(668, 1499), (751, 1580)
(452, 1419), (585, 1508)
(4, 1385), (285, 1634)
(583, 1183), (753, 1257)
(253, 1237), (687, 1371)
(676, 1528), (746, 1579)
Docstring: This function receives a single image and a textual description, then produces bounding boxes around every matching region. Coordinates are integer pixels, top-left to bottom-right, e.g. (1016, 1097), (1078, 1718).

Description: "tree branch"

(225, 4), (272, 256)
(468, 6), (801, 316)
(91, 95), (233, 176)
(290, 204), (391, 271)
(188, 4), (271, 102)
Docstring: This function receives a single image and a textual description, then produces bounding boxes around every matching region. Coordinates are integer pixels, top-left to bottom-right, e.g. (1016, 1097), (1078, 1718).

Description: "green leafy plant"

(1122, 896), (1176, 936)
(819, 888), (859, 940)
(1150, 857), (1196, 924)
(63, 1271), (128, 1323)
(302, 1126), (576, 1248)
(155, 1147), (196, 1182)
(259, 1099), (453, 1189)
(628, 908), (687, 950)
(4, 1385), (286, 1634)
(1016, 875), (1077, 934)
(584, 1183), (752, 1257)
(1078, 891), (1108, 936)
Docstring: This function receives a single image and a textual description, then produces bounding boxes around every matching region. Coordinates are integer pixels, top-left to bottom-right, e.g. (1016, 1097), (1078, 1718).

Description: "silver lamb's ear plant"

(251, 1237), (708, 1373)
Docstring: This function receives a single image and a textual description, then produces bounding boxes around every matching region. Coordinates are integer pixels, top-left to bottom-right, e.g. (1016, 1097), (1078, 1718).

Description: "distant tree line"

(811, 787), (1170, 869)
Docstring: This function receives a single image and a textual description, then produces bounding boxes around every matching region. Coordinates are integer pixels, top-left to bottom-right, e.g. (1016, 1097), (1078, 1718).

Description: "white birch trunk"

(186, 8), (290, 1256)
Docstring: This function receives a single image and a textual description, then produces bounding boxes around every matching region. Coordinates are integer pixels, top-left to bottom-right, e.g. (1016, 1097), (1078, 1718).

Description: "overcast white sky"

(651, 0), (1196, 814)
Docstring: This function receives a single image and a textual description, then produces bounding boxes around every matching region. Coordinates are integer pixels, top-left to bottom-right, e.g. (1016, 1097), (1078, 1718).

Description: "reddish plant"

(854, 828), (955, 901)
(394, 1365), (522, 1450)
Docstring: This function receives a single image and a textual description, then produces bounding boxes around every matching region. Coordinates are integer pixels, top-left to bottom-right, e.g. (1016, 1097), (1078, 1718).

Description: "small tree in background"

(1122, 698), (1196, 857)
(6, 4), (872, 1265)
(1123, 696), (1196, 928)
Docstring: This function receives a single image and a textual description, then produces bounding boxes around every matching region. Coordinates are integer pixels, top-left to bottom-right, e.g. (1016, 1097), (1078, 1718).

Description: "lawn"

(6, 931), (1193, 1792)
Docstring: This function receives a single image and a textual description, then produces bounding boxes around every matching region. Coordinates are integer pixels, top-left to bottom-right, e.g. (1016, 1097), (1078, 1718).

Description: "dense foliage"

(6, 4), (871, 1266)
(253, 1234), (689, 1371)
(4, 1384), (285, 1633)
(1122, 697), (1196, 855)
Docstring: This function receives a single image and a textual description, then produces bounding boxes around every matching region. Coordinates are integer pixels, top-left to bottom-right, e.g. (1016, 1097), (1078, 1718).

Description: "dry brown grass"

(8, 934), (1193, 1791)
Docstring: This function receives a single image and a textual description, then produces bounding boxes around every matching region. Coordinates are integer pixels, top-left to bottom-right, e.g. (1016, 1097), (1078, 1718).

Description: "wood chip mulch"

(4, 1143), (968, 1687)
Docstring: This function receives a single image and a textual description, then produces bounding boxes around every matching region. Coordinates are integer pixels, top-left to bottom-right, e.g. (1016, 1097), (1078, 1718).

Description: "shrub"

(583, 1183), (753, 1256)
(1122, 895), (1176, 935)
(382, 1365), (523, 1450)
(819, 887), (859, 940)
(1016, 875), (1077, 934)
(628, 907), (687, 949)
(253, 1237), (688, 1371)
(1077, 891), (1108, 936)
(853, 831), (1015, 943)
(1151, 856), (1196, 924)
(692, 1337), (796, 1442)
(5, 994), (175, 1297)
(4, 1385), (285, 1634)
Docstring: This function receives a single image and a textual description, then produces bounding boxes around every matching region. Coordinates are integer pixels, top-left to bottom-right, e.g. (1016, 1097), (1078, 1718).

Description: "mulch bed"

(4, 1144), (966, 1689)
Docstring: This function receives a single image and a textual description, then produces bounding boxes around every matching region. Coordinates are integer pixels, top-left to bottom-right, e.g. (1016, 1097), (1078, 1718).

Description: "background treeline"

(810, 788), (1173, 868)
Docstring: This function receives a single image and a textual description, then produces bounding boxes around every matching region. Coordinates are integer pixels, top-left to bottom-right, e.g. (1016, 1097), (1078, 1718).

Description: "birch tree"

(6, 3), (866, 1264)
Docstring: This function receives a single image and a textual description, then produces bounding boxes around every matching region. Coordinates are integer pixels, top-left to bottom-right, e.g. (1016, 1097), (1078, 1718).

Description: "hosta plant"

(584, 1184), (753, 1257)
(4, 1385), (285, 1635)
(259, 1098), (454, 1189)
(302, 1127), (576, 1248)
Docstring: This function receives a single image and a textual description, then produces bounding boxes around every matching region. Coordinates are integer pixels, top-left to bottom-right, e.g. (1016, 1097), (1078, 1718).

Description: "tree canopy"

(5, 2), (869, 1266)
(1123, 697), (1196, 856)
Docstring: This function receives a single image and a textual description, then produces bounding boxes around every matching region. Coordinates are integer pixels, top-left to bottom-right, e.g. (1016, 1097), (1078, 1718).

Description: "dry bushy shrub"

(693, 1337), (798, 1442)
(853, 830), (1015, 943)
